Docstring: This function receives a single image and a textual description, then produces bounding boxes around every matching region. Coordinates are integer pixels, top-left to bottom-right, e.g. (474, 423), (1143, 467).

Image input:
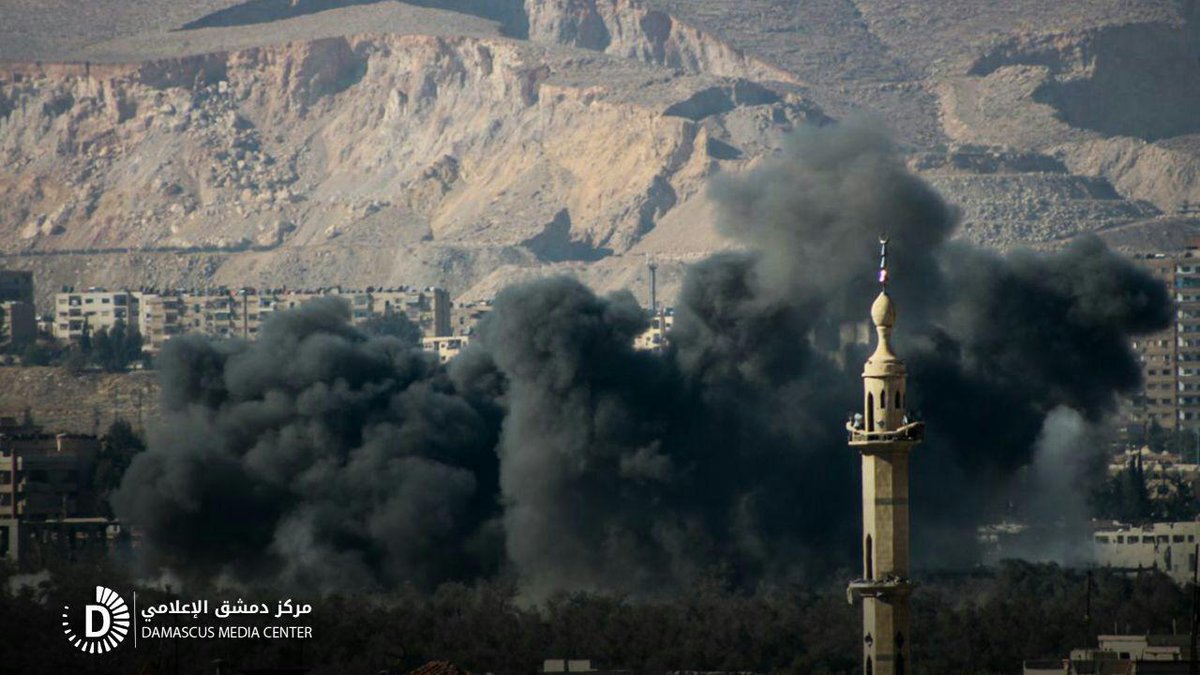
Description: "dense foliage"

(0, 560), (1187, 675)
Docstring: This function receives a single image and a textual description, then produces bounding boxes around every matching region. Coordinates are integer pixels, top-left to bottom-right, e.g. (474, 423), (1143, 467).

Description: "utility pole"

(648, 259), (658, 315)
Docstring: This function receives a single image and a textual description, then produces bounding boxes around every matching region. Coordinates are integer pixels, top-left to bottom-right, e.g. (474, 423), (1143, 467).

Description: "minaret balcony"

(845, 420), (924, 446)
(846, 576), (916, 604)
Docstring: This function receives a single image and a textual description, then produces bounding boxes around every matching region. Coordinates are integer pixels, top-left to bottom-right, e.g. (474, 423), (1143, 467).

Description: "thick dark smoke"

(113, 299), (503, 590)
(113, 121), (1170, 594)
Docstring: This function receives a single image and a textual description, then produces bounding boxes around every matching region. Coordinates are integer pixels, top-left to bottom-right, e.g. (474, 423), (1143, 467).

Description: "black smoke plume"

(113, 299), (503, 590)
(114, 121), (1170, 594)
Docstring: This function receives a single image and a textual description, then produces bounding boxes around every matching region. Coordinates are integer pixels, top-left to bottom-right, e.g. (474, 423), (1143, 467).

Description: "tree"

(78, 317), (92, 355)
(1092, 455), (1154, 523)
(91, 326), (114, 370)
(124, 327), (144, 367)
(87, 319), (144, 372)
(91, 418), (146, 517)
(19, 342), (50, 366)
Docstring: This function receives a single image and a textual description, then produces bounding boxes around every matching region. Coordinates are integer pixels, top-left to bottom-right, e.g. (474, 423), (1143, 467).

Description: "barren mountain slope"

(0, 0), (1198, 309)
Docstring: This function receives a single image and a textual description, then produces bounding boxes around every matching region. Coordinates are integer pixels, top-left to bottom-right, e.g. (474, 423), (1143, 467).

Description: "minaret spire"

(878, 235), (889, 289)
(847, 237), (923, 675)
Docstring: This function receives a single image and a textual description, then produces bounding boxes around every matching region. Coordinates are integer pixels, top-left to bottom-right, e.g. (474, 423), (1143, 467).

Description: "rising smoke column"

(112, 298), (503, 590)
(114, 121), (1171, 595)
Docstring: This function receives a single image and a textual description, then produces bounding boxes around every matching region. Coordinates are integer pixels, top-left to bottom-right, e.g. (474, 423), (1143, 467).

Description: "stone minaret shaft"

(847, 237), (923, 675)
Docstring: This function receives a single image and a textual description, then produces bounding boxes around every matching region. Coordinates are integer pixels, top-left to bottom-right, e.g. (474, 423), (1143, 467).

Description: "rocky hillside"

(1, 0), (1198, 309)
(0, 366), (159, 435)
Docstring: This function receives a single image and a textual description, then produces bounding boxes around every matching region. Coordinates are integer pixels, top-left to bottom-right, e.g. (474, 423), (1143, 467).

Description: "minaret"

(847, 237), (923, 675)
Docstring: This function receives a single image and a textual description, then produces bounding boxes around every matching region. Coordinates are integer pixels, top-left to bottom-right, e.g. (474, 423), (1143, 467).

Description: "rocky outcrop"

(969, 22), (1200, 142)
(1054, 137), (1200, 215)
(523, 0), (802, 83)
(0, 31), (817, 301)
(2, 0), (1200, 307)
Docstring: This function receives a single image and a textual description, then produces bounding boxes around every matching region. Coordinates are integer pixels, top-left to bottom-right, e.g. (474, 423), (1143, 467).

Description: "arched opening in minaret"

(866, 657), (873, 675)
(865, 534), (874, 579)
(867, 393), (875, 431)
(880, 390), (887, 410)
(896, 391), (902, 409)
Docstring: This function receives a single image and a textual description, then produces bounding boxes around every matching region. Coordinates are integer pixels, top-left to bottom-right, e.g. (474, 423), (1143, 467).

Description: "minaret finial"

(878, 235), (889, 289)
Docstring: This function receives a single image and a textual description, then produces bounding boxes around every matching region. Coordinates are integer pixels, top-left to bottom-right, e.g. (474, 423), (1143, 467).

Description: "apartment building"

(134, 292), (184, 352)
(422, 335), (471, 364)
(1092, 521), (1200, 585)
(52, 289), (137, 342)
(370, 287), (452, 338)
(452, 300), (493, 337)
(0, 417), (109, 566)
(1, 300), (36, 348)
(1128, 251), (1200, 431)
(54, 285), (454, 352)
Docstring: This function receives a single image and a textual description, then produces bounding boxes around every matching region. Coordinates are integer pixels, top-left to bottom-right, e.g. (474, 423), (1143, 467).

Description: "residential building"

(1025, 634), (1194, 675)
(1, 300), (36, 348)
(452, 301), (493, 337)
(134, 292), (185, 352)
(1128, 250), (1200, 432)
(1108, 447), (1200, 505)
(422, 336), (471, 364)
(634, 308), (675, 353)
(1092, 521), (1200, 585)
(53, 285), (455, 352)
(52, 288), (136, 342)
(0, 517), (118, 570)
(0, 417), (111, 567)
(370, 287), (452, 338)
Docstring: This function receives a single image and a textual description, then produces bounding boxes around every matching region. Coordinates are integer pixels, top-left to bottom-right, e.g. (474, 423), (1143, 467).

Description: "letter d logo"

(63, 586), (130, 654)
(85, 604), (111, 638)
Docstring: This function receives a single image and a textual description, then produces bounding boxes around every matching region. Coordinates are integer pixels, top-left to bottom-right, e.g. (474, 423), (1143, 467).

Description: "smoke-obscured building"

(634, 308), (674, 353)
(0, 270), (34, 305)
(423, 336), (471, 364)
(452, 300), (493, 337)
(0, 300), (36, 348)
(1092, 521), (1200, 585)
(0, 270), (36, 349)
(0, 416), (115, 567)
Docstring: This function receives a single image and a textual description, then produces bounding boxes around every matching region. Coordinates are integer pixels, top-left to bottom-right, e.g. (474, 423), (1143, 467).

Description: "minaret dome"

(871, 291), (896, 328)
